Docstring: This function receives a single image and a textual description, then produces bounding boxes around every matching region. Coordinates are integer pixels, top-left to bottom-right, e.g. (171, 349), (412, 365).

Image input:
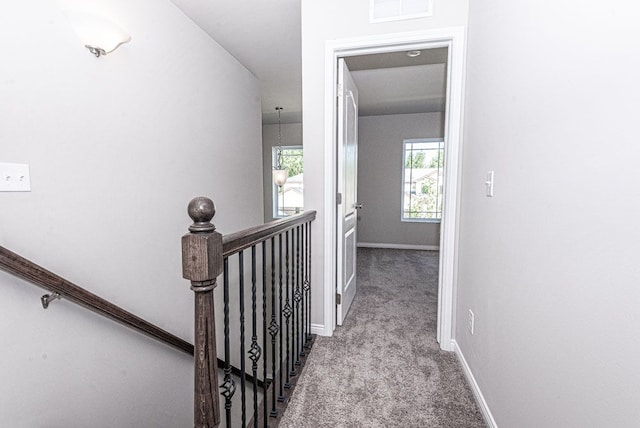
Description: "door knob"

(354, 203), (363, 209)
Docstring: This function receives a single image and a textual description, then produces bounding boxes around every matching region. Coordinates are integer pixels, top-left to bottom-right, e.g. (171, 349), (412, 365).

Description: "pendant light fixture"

(272, 107), (288, 187)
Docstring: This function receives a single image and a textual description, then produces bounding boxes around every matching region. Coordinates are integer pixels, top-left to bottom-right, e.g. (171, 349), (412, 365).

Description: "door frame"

(322, 27), (466, 351)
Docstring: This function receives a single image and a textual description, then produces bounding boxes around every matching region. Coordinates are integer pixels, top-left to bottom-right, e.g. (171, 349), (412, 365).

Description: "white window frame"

(401, 137), (444, 223)
(272, 145), (304, 218)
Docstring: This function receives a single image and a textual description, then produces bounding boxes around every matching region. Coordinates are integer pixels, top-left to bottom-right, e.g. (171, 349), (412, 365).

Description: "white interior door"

(336, 58), (359, 325)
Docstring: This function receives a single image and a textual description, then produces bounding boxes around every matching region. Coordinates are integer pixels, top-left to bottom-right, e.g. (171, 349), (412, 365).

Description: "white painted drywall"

(0, 0), (263, 425)
(301, 0), (468, 333)
(358, 113), (443, 247)
(262, 122), (303, 222)
(456, 0), (640, 426)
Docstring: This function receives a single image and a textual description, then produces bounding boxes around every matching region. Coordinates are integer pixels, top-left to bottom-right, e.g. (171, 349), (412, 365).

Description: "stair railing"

(0, 245), (193, 355)
(182, 196), (316, 428)
(0, 195), (316, 428)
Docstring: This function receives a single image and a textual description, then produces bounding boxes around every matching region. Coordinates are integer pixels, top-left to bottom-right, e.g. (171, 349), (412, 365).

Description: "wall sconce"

(63, 10), (131, 57)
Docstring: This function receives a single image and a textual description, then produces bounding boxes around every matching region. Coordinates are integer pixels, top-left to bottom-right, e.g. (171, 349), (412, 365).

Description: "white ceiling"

(169, 0), (303, 123)
(352, 64), (447, 116)
(346, 48), (448, 117)
(169, 0), (447, 124)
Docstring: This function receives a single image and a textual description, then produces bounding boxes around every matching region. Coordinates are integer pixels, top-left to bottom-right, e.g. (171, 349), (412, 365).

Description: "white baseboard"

(311, 323), (331, 336)
(357, 242), (439, 251)
(451, 340), (498, 428)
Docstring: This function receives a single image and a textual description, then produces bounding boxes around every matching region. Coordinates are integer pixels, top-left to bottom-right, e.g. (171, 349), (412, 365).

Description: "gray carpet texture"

(279, 248), (486, 428)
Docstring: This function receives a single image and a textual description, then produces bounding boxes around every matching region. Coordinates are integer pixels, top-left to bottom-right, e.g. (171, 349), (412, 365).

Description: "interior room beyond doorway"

(345, 47), (449, 252)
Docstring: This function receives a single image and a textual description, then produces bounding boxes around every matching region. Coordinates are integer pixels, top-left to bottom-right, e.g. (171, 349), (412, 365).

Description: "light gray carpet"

(279, 248), (486, 428)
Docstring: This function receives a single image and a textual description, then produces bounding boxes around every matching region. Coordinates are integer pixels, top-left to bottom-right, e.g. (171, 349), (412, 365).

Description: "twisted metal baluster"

(290, 226), (299, 373)
(221, 258), (236, 428)
(283, 230), (292, 388)
(294, 225), (302, 366)
(268, 238), (279, 417)
(249, 245), (261, 427)
(278, 233), (285, 401)
(239, 252), (247, 427)
(262, 240), (269, 425)
(300, 223), (306, 357)
(291, 226), (298, 373)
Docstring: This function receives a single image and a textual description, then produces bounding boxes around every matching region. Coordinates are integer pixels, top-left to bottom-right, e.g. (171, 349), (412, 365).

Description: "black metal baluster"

(294, 225), (302, 366)
(239, 252), (247, 427)
(278, 233), (285, 401)
(284, 230), (293, 387)
(221, 258), (236, 428)
(305, 221), (312, 345)
(261, 241), (268, 426)
(268, 238), (279, 417)
(250, 247), (263, 426)
(290, 227), (297, 373)
(300, 223), (306, 358)
(290, 227), (298, 373)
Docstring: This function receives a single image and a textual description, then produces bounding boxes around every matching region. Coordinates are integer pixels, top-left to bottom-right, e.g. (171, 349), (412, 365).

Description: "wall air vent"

(370, 0), (434, 23)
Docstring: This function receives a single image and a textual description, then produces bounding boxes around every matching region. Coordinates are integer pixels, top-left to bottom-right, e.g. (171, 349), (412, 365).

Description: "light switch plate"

(485, 170), (494, 197)
(0, 163), (31, 192)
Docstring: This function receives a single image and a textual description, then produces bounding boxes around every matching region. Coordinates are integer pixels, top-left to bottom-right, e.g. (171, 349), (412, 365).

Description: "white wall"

(0, 0), (263, 425)
(301, 0), (468, 333)
(358, 113), (443, 247)
(262, 122), (303, 221)
(456, 0), (640, 426)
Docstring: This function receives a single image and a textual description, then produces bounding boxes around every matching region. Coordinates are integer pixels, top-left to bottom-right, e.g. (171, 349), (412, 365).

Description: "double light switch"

(0, 163), (31, 192)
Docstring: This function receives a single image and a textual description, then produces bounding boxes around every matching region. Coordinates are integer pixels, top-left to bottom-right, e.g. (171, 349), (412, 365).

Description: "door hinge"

(337, 82), (343, 99)
(336, 293), (342, 305)
(336, 192), (342, 205)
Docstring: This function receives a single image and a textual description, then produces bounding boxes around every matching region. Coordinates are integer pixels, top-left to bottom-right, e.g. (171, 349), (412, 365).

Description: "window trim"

(401, 137), (444, 223)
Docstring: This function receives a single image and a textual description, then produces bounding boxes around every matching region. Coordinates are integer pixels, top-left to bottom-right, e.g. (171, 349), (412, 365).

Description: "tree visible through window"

(273, 146), (304, 218)
(402, 139), (444, 221)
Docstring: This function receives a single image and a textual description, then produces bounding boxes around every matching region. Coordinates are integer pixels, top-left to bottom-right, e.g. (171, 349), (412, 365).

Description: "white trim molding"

(452, 340), (498, 428)
(311, 323), (330, 336)
(357, 242), (439, 251)
(323, 27), (466, 350)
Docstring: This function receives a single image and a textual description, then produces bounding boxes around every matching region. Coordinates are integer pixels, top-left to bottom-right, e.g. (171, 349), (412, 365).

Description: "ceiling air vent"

(370, 0), (433, 23)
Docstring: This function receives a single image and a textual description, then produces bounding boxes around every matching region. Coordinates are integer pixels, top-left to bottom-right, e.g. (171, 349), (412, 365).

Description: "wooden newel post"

(182, 197), (223, 428)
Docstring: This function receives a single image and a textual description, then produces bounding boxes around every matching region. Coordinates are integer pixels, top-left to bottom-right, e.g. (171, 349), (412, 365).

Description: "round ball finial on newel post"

(187, 196), (216, 233)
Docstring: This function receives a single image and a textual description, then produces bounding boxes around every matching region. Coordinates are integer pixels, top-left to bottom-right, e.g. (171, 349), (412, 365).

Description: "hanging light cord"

(276, 107), (284, 169)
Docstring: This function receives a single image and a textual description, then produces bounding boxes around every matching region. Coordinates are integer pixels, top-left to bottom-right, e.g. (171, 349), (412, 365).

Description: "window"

(273, 146), (304, 218)
(402, 138), (444, 221)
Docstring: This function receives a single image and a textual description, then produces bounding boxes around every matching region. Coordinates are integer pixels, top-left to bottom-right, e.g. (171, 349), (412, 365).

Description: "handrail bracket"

(41, 291), (61, 309)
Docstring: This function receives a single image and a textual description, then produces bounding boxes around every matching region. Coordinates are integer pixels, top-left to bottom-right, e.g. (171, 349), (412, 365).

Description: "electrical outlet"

(468, 309), (475, 335)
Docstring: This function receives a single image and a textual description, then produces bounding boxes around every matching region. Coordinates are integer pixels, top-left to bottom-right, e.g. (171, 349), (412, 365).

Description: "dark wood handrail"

(222, 210), (316, 257)
(0, 245), (194, 355)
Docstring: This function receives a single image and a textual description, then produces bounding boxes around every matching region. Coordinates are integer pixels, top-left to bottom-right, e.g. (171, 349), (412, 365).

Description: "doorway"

(323, 28), (466, 351)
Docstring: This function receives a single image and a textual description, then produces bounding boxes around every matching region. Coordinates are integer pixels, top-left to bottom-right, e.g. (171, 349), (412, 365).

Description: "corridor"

(280, 248), (485, 427)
